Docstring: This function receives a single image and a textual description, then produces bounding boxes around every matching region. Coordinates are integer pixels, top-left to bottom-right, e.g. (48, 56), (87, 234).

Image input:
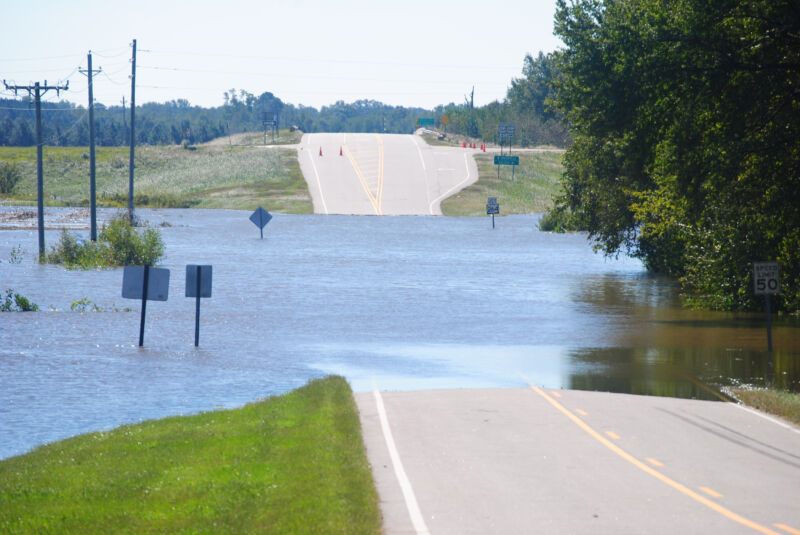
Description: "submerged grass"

(441, 151), (564, 216)
(730, 388), (800, 427)
(0, 143), (312, 213)
(0, 376), (381, 534)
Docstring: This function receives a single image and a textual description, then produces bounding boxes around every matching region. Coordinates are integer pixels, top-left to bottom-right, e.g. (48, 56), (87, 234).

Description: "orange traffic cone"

(319, 147), (323, 156)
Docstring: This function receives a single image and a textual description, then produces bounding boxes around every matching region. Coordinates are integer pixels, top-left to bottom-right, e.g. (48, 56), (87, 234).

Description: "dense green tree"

(552, 0), (800, 312)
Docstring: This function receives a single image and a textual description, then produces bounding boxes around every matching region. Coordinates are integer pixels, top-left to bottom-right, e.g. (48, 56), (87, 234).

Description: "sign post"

(122, 265), (170, 347)
(753, 262), (780, 353)
(186, 265), (212, 347)
(486, 197), (499, 228)
(497, 123), (516, 180)
(249, 206), (273, 239)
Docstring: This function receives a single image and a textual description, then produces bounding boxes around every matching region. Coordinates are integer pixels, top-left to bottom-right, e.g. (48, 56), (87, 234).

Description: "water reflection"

(0, 208), (798, 459)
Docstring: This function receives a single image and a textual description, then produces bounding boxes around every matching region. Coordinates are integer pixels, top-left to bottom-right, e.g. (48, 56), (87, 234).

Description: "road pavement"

(355, 387), (800, 534)
(297, 133), (479, 215)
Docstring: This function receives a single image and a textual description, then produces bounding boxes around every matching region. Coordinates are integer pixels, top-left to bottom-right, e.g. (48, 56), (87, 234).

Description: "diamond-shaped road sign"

(250, 206), (272, 238)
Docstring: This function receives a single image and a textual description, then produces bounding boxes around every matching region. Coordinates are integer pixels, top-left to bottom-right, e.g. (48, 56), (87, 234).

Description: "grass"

(0, 376), (381, 534)
(0, 140), (312, 214)
(730, 388), (800, 427)
(441, 151), (564, 216)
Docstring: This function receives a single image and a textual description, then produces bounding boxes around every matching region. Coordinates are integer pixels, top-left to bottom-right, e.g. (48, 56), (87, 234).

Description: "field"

(0, 376), (381, 534)
(440, 151), (565, 216)
(0, 135), (311, 213)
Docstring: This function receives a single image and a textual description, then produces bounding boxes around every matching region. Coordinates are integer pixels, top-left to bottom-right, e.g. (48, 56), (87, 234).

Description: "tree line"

(0, 53), (567, 148)
(549, 0), (799, 313)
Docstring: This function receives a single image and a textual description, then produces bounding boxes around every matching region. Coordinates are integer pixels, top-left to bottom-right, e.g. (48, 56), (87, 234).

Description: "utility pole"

(3, 79), (68, 260)
(79, 52), (102, 241)
(128, 39), (137, 223)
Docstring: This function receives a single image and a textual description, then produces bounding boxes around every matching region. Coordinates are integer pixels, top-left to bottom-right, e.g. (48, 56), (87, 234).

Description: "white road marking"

(428, 153), (473, 215)
(410, 135), (433, 214)
(304, 138), (328, 214)
(373, 389), (430, 535)
(734, 403), (800, 435)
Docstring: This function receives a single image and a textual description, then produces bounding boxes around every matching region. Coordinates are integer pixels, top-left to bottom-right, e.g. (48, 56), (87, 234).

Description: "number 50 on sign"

(753, 262), (780, 295)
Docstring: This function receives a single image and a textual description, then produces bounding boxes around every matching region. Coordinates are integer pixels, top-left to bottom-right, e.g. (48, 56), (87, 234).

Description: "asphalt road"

(355, 387), (800, 535)
(297, 133), (479, 215)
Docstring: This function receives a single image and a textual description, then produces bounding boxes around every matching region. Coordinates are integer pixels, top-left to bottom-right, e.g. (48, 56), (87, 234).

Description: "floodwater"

(1, 208), (798, 459)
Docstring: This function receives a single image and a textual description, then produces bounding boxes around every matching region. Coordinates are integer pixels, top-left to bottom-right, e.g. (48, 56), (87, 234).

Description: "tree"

(552, 0), (800, 312)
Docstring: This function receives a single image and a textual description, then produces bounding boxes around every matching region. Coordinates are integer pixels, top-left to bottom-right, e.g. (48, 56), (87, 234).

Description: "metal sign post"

(122, 265), (170, 347)
(486, 197), (500, 228)
(186, 265), (212, 347)
(249, 206), (273, 238)
(497, 123), (516, 180)
(753, 262), (780, 353)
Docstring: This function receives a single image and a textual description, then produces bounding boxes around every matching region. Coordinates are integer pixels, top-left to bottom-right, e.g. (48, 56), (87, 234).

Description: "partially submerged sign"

(753, 261), (781, 353)
(186, 265), (213, 346)
(186, 265), (213, 298)
(122, 265), (170, 346)
(122, 266), (170, 301)
(753, 262), (780, 295)
(250, 206), (273, 238)
(486, 197), (499, 228)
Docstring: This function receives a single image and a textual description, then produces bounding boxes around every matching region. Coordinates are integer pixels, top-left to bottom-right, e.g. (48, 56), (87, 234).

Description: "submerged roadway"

(294, 132), (799, 533)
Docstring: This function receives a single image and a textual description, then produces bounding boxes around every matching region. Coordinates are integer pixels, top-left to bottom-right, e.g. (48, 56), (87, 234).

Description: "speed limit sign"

(753, 262), (780, 295)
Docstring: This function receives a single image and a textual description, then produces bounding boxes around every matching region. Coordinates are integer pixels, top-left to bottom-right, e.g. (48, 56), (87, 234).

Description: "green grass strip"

(0, 376), (381, 534)
(441, 152), (564, 216)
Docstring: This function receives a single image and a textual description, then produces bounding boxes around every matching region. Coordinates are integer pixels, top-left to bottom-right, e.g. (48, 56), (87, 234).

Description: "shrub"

(1, 289), (39, 312)
(46, 214), (165, 269)
(99, 216), (164, 266)
(0, 161), (21, 194)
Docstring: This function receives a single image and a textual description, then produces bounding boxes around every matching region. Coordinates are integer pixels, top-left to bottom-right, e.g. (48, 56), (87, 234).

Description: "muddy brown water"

(1, 208), (797, 459)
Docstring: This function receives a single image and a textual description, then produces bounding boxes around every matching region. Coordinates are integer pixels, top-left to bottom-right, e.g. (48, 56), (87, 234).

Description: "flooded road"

(1, 208), (798, 459)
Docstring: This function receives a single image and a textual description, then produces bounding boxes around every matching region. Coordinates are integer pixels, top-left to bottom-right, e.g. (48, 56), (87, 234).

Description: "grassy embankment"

(0, 376), (381, 534)
(441, 151), (564, 216)
(0, 130), (311, 213)
(730, 388), (800, 426)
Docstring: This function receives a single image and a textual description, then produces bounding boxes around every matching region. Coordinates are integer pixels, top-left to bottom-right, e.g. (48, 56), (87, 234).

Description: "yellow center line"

(700, 486), (724, 498)
(605, 430), (621, 440)
(343, 144), (381, 215)
(374, 134), (384, 213)
(528, 385), (781, 535)
(550, 391), (563, 398)
(576, 409), (588, 417)
(774, 524), (800, 535)
(645, 457), (664, 467)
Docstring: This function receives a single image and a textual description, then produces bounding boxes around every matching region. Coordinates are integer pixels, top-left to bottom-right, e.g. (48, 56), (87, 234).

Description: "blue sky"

(0, 0), (562, 109)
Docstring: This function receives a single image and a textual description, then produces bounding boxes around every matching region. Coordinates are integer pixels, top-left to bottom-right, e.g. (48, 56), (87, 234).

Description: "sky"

(0, 0), (563, 111)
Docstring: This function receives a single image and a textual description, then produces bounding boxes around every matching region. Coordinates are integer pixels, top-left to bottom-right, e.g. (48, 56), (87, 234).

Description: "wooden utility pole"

(3, 79), (69, 259)
(128, 39), (137, 223)
(80, 52), (102, 241)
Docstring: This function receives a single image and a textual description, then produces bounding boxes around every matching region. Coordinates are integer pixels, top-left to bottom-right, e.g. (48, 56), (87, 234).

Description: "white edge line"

(373, 389), (430, 535)
(428, 152), (474, 215)
(733, 403), (800, 434)
(410, 136), (433, 214)
(304, 138), (328, 215)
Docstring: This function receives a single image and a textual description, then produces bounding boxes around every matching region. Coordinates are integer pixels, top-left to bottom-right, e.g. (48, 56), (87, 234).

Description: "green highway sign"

(417, 118), (435, 126)
(494, 155), (519, 166)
